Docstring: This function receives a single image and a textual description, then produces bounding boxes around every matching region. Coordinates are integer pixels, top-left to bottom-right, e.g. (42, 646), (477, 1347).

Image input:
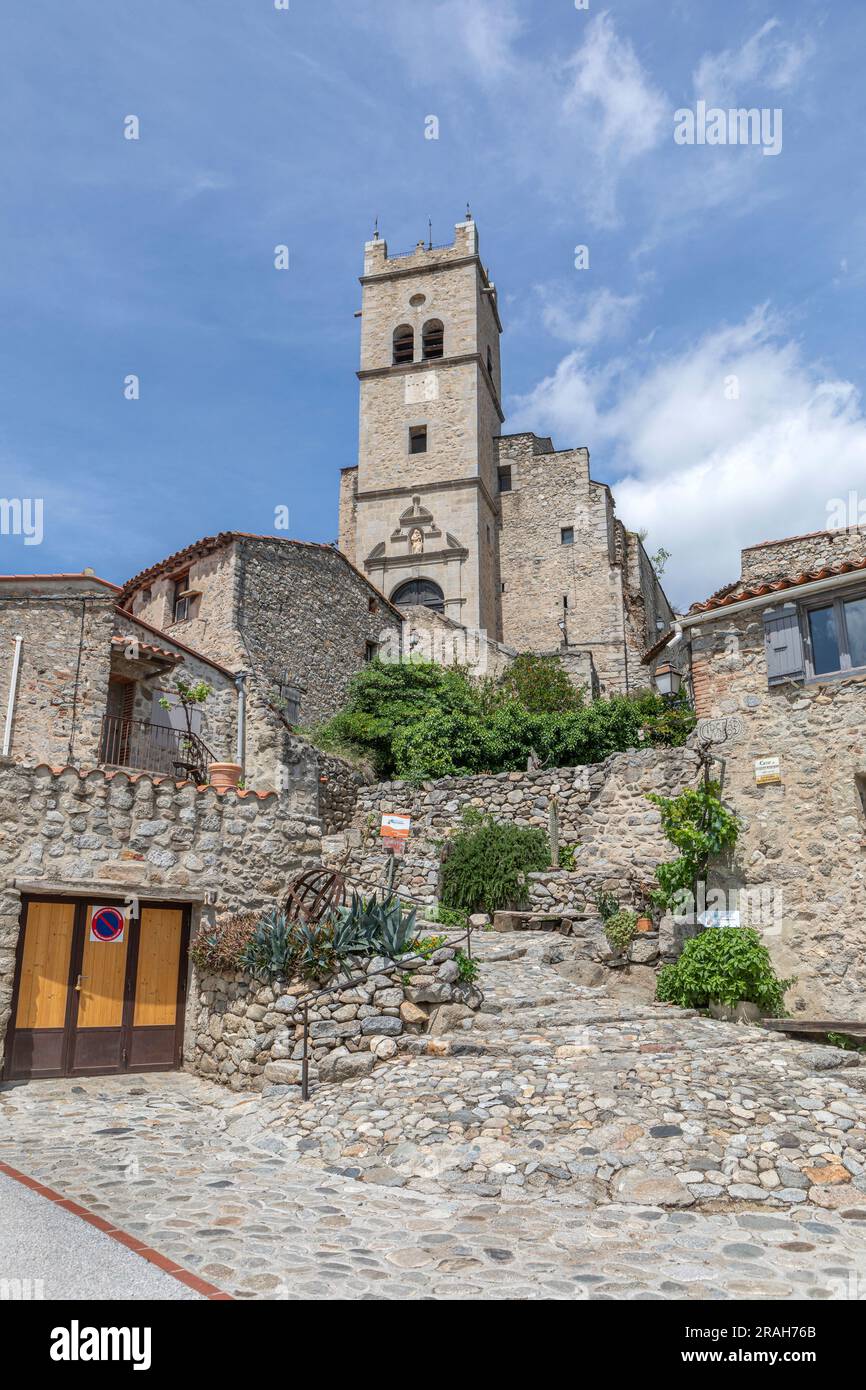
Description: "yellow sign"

(754, 756), (782, 786)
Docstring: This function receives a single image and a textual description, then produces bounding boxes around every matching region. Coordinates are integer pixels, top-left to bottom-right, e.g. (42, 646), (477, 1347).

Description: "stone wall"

(190, 942), (480, 1092)
(0, 578), (117, 768)
(316, 750), (367, 834)
(689, 607), (866, 1015)
(234, 537), (403, 746)
(391, 605), (515, 679)
(740, 526), (866, 585)
(0, 759), (322, 1071)
(323, 747), (700, 906)
(496, 434), (671, 693)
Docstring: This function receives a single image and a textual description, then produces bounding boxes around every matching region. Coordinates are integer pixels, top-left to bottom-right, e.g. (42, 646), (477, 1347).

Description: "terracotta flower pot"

(209, 761), (243, 791)
(636, 916), (653, 933)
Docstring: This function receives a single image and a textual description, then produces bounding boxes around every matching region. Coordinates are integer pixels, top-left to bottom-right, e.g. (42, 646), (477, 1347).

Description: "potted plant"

(635, 897), (654, 933)
(655, 927), (795, 1020)
(209, 761), (243, 791)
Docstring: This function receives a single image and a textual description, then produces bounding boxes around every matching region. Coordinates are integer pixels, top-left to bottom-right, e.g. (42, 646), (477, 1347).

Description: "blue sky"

(1, 0), (864, 608)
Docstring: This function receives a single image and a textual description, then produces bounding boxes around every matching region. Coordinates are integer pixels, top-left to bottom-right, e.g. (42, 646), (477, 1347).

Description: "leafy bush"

(557, 843), (578, 870)
(428, 905), (469, 930)
(594, 891), (620, 923)
(455, 948), (479, 985)
(648, 781), (740, 911)
(190, 912), (257, 973)
(312, 658), (695, 781)
(655, 927), (794, 1015)
(497, 653), (584, 713)
(440, 813), (550, 914)
(413, 933), (448, 958)
(603, 909), (639, 955)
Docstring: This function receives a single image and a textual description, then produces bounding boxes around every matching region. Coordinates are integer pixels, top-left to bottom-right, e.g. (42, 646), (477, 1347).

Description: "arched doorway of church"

(391, 578), (445, 613)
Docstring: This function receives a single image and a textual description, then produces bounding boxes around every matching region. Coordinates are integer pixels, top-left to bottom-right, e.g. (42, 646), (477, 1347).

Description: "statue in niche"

(409, 527), (424, 554)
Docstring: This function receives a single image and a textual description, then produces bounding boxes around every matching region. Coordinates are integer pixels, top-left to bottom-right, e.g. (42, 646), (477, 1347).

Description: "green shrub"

(428, 905), (469, 930)
(603, 909), (638, 955)
(455, 948), (480, 985)
(655, 927), (794, 1015)
(312, 658), (696, 781)
(497, 653), (584, 713)
(557, 843), (578, 870)
(648, 781), (740, 911)
(594, 891), (620, 923)
(413, 933), (448, 958)
(440, 814), (550, 914)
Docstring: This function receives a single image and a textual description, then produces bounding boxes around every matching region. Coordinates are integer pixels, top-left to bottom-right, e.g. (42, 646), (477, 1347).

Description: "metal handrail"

(99, 714), (215, 781)
(294, 875), (483, 1099)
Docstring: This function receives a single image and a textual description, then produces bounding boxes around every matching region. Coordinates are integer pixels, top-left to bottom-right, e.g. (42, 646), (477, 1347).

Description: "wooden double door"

(4, 896), (190, 1081)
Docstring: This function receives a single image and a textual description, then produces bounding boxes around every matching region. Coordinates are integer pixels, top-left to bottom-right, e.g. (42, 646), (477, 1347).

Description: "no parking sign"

(89, 905), (126, 943)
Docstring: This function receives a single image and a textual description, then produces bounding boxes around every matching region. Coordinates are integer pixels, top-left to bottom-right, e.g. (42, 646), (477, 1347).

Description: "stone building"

(118, 532), (403, 783)
(646, 525), (866, 1015)
(0, 573), (237, 776)
(338, 216), (673, 693)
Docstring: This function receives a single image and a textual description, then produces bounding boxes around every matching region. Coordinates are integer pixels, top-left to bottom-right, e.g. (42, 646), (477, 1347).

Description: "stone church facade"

(339, 216), (673, 693)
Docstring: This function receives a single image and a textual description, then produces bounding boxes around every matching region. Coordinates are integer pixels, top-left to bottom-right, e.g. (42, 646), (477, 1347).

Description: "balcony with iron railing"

(99, 715), (215, 783)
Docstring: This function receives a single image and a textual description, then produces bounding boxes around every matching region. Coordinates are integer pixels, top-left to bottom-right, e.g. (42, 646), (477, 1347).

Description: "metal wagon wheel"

(283, 867), (347, 926)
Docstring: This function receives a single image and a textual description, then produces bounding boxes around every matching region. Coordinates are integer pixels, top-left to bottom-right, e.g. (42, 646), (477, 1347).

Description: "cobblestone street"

(3, 933), (866, 1300)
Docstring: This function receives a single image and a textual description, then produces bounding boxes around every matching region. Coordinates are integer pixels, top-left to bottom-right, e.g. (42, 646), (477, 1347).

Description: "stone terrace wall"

(316, 750), (368, 834)
(190, 943), (479, 1093)
(0, 759), (323, 1070)
(324, 747), (700, 906)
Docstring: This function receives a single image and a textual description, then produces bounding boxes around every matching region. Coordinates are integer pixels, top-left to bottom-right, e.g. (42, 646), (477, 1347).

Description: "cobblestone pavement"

(2, 933), (866, 1299)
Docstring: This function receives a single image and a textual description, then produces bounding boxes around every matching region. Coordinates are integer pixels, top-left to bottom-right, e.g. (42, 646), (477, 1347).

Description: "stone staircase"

(214, 931), (866, 1213)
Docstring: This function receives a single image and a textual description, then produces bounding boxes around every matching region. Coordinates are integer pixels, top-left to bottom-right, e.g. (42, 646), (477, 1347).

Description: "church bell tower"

(339, 215), (504, 639)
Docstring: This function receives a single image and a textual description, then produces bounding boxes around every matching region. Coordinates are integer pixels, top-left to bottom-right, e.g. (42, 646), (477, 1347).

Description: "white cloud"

(384, 0), (524, 82)
(561, 13), (667, 226)
(694, 18), (814, 101)
(537, 284), (642, 348)
(510, 307), (866, 609)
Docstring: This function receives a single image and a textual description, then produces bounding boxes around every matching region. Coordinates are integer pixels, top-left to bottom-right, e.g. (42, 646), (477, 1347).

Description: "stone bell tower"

(338, 215), (505, 638)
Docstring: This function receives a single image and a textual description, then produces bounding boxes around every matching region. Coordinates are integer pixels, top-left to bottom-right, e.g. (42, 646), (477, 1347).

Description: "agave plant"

(374, 895), (418, 958)
(240, 907), (296, 979)
(330, 891), (418, 960)
(291, 919), (337, 982)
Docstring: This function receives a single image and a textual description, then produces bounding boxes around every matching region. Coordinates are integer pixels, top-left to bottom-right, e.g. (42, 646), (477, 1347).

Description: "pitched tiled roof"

(688, 556), (866, 616)
(113, 606), (236, 679)
(118, 531), (403, 616)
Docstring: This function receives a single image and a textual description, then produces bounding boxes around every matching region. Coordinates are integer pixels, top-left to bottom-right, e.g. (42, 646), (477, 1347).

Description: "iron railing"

(295, 868), (483, 1099)
(99, 714), (215, 783)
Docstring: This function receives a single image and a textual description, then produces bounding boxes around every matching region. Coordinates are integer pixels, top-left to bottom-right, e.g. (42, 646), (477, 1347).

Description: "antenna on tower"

(373, 216), (379, 241)
(427, 218), (432, 250)
(465, 202), (472, 221)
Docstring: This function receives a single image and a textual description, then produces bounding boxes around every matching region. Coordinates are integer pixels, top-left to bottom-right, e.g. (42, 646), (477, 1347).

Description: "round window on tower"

(409, 293), (426, 307)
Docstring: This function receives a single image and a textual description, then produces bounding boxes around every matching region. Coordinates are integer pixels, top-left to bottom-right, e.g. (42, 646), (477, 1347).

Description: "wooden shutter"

(763, 604), (805, 685)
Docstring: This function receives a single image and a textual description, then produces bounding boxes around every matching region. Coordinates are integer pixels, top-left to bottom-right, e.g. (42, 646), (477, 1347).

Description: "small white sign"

(699, 909), (741, 930)
(754, 756), (782, 786)
(380, 813), (411, 840)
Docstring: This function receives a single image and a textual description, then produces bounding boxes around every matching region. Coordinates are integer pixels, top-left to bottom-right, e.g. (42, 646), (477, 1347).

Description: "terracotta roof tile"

(688, 555), (866, 616)
(118, 531), (403, 617)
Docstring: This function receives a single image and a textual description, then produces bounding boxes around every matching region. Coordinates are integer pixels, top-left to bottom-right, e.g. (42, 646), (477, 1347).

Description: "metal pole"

(2, 634), (23, 757)
(301, 998), (309, 1101)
